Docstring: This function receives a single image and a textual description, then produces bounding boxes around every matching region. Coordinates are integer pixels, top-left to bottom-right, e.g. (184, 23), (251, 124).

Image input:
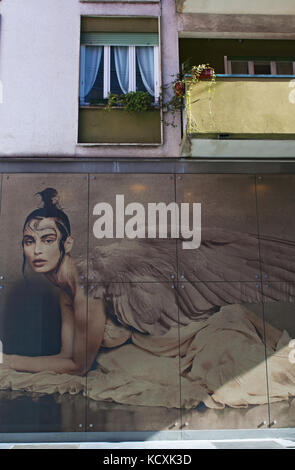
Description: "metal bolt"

(0, 286), (3, 290)
(184, 422), (189, 427)
(80, 285), (84, 289)
(256, 284), (259, 288)
(171, 285), (175, 289)
(258, 176), (262, 181)
(89, 424), (94, 428)
(0, 276), (3, 280)
(78, 424), (83, 428)
(265, 284), (269, 289)
(255, 274), (259, 279)
(170, 274), (175, 279)
(5, 175), (9, 179)
(92, 176), (96, 180)
(264, 274), (268, 278)
(181, 285), (185, 289)
(181, 274), (185, 279)
(270, 420), (277, 427)
(178, 176), (182, 180)
(174, 422), (178, 427)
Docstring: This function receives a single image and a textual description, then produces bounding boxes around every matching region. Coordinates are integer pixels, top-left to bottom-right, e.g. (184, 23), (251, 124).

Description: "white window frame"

(81, 44), (160, 103)
(224, 56), (295, 76)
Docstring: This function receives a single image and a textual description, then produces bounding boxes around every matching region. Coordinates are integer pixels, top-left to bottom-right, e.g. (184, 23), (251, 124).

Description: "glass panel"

(88, 174), (178, 283)
(85, 282), (181, 431)
(176, 175), (260, 282)
(254, 62), (271, 75)
(256, 175), (295, 282)
(276, 62), (293, 75)
(110, 46), (129, 95)
(136, 46), (155, 96)
(85, 47), (104, 103)
(231, 61), (248, 74)
(262, 282), (295, 428)
(179, 282), (269, 430)
(0, 174), (89, 432)
(86, 174), (181, 431)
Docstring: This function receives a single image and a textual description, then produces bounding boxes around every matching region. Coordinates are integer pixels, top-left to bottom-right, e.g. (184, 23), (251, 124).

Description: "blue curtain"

(114, 46), (129, 94)
(80, 46), (103, 104)
(136, 46), (155, 96)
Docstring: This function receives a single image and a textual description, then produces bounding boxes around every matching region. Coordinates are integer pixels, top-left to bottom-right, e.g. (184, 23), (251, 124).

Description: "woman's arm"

(4, 290), (106, 376)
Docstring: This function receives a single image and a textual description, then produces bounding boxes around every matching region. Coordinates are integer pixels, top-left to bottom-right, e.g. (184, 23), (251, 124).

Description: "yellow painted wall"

(186, 77), (295, 136)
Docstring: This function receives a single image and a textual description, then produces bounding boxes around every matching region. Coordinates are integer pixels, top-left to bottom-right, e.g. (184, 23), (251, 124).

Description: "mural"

(0, 173), (295, 433)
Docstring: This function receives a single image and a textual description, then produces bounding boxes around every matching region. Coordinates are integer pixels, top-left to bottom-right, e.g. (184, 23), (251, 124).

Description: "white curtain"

(114, 46), (129, 94)
(136, 46), (155, 96)
(80, 46), (103, 104)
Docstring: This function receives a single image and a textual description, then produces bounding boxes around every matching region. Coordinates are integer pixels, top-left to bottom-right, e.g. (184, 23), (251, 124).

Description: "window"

(224, 56), (295, 75)
(80, 34), (160, 105)
(78, 17), (162, 144)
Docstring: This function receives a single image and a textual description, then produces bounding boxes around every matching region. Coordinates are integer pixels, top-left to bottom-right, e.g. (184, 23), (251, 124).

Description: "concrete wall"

(0, 0), (181, 157)
(178, 14), (295, 40)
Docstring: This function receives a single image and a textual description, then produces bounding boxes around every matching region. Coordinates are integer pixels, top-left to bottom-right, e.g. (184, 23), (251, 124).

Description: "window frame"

(224, 56), (295, 76)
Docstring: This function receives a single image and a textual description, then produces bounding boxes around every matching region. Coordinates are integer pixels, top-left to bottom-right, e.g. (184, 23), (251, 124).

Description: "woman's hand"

(1, 353), (13, 368)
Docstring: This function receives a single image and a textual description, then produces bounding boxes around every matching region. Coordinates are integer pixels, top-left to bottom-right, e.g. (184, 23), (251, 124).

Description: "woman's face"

(23, 217), (62, 274)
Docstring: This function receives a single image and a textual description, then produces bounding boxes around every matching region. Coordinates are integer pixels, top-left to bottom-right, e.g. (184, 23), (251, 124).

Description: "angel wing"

(77, 228), (295, 336)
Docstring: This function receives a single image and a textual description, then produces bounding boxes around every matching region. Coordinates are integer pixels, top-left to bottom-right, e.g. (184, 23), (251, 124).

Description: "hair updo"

(22, 188), (71, 274)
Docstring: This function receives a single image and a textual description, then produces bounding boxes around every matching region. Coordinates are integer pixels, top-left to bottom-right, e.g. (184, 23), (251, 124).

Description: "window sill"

(79, 105), (160, 110)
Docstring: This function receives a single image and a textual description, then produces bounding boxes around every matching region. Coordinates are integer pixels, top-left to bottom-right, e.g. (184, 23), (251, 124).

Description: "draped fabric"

(80, 46), (103, 104)
(136, 46), (155, 96)
(114, 46), (129, 94)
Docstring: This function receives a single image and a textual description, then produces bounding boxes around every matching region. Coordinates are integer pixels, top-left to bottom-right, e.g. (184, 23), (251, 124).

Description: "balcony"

(182, 76), (295, 158)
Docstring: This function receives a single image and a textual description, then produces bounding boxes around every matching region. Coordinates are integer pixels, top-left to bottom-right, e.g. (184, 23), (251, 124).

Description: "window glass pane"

(113, 46), (129, 94)
(231, 61), (248, 74)
(276, 62), (293, 75)
(136, 57), (147, 92)
(110, 46), (127, 95)
(85, 48), (104, 103)
(254, 62), (271, 75)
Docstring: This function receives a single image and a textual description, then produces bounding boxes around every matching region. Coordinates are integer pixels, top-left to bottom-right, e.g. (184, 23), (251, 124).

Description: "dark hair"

(22, 188), (71, 275)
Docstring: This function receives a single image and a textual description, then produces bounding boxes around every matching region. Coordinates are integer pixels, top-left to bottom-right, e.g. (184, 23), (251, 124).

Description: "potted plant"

(191, 64), (215, 81)
(173, 79), (185, 97)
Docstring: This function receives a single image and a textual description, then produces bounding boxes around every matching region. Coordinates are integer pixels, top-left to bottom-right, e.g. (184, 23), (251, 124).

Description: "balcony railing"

(185, 76), (295, 139)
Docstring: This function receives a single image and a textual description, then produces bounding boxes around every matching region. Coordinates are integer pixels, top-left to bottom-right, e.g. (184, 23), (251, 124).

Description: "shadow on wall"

(1, 278), (61, 357)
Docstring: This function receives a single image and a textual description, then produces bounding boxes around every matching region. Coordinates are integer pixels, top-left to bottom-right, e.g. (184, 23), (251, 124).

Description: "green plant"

(104, 63), (215, 128)
(123, 91), (152, 112)
(106, 93), (122, 109)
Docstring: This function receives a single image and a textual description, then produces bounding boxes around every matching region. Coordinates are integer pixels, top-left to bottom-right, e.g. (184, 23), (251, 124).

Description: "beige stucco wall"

(186, 77), (295, 135)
